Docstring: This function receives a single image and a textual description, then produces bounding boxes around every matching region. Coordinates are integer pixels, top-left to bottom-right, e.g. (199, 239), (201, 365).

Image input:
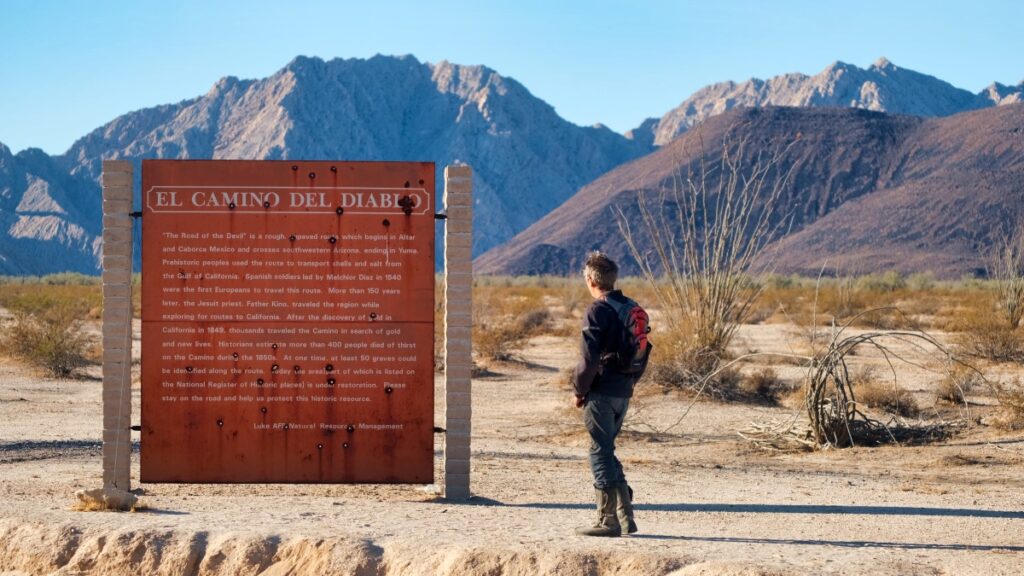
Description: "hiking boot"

(575, 487), (621, 537)
(615, 483), (637, 534)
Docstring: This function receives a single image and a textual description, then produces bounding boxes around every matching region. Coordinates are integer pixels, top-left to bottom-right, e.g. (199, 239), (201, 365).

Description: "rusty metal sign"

(140, 160), (435, 483)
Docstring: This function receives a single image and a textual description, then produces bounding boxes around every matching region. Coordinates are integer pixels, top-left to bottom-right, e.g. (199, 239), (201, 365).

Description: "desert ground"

(1, 289), (1024, 576)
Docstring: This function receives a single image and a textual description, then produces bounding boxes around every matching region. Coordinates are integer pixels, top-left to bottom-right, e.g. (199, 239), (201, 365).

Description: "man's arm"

(572, 303), (606, 399)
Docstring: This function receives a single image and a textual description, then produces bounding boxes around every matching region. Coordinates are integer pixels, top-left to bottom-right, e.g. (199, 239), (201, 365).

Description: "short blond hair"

(583, 251), (618, 291)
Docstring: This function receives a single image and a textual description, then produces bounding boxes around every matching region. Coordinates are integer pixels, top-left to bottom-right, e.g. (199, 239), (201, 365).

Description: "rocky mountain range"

(0, 55), (1020, 276)
(0, 55), (649, 275)
(627, 58), (1023, 147)
(475, 103), (1024, 279)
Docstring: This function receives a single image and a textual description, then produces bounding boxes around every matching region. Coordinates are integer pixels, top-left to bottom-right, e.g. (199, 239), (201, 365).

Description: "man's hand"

(573, 394), (585, 408)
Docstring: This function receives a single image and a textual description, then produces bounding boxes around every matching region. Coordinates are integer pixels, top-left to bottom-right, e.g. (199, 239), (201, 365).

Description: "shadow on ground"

(457, 498), (1024, 519)
(633, 534), (1024, 552)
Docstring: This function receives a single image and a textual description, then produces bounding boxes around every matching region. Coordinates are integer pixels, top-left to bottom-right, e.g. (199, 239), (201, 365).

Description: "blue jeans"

(583, 392), (629, 489)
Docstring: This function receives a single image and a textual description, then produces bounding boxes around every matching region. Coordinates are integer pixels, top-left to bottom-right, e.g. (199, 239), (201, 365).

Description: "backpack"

(600, 295), (652, 376)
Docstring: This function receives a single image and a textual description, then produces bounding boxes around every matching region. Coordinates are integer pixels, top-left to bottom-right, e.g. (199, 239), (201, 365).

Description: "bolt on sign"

(141, 160), (435, 483)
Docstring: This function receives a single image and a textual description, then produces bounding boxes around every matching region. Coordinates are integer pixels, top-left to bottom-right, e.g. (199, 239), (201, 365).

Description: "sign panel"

(141, 160), (435, 483)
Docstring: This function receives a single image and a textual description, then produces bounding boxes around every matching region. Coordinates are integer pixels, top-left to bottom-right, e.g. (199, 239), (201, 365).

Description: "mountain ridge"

(1, 55), (1021, 276)
(476, 104), (1024, 279)
(0, 54), (651, 275)
(631, 58), (1022, 146)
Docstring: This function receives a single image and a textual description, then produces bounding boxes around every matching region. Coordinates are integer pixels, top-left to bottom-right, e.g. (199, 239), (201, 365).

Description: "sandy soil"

(1, 317), (1023, 575)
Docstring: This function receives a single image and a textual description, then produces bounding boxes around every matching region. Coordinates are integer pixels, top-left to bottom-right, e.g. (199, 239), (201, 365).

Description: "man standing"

(573, 251), (650, 537)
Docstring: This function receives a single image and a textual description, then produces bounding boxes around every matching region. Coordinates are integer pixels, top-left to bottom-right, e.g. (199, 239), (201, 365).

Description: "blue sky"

(1, 0), (1021, 154)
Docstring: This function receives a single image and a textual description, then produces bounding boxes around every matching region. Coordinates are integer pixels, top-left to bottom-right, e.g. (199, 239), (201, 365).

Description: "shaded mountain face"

(0, 144), (102, 275)
(630, 58), (1013, 147)
(475, 104), (1024, 279)
(768, 104), (1024, 276)
(0, 55), (649, 275)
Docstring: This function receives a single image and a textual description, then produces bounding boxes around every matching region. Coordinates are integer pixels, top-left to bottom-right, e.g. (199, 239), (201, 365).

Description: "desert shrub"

(647, 354), (742, 399)
(907, 272), (936, 292)
(2, 311), (89, 377)
(852, 370), (919, 418)
(472, 292), (552, 364)
(803, 278), (866, 326)
(743, 299), (777, 325)
(558, 281), (589, 318)
(761, 274), (800, 290)
(755, 283), (813, 325)
(951, 304), (1024, 362)
(0, 282), (101, 377)
(644, 324), (742, 399)
(809, 274), (926, 329)
(39, 272), (102, 286)
(515, 308), (551, 333)
(756, 275), (958, 330)
(855, 271), (907, 293)
(739, 367), (792, 403)
(826, 275), (863, 319)
(896, 289), (947, 320)
(954, 275), (989, 289)
(990, 379), (1024, 430)
(472, 310), (550, 363)
(936, 365), (983, 404)
(990, 231), (1024, 329)
(940, 272), (1024, 361)
(472, 279), (553, 363)
(940, 230), (1024, 356)
(617, 133), (796, 388)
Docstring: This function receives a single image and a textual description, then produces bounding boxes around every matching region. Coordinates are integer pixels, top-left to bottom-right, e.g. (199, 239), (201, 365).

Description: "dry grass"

(0, 283), (102, 319)
(753, 274), (997, 334)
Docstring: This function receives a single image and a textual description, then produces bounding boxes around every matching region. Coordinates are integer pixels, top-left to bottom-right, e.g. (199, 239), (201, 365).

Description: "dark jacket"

(573, 290), (637, 398)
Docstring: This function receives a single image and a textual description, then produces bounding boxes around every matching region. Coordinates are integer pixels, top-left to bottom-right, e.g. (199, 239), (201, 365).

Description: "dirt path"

(1, 322), (1023, 575)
